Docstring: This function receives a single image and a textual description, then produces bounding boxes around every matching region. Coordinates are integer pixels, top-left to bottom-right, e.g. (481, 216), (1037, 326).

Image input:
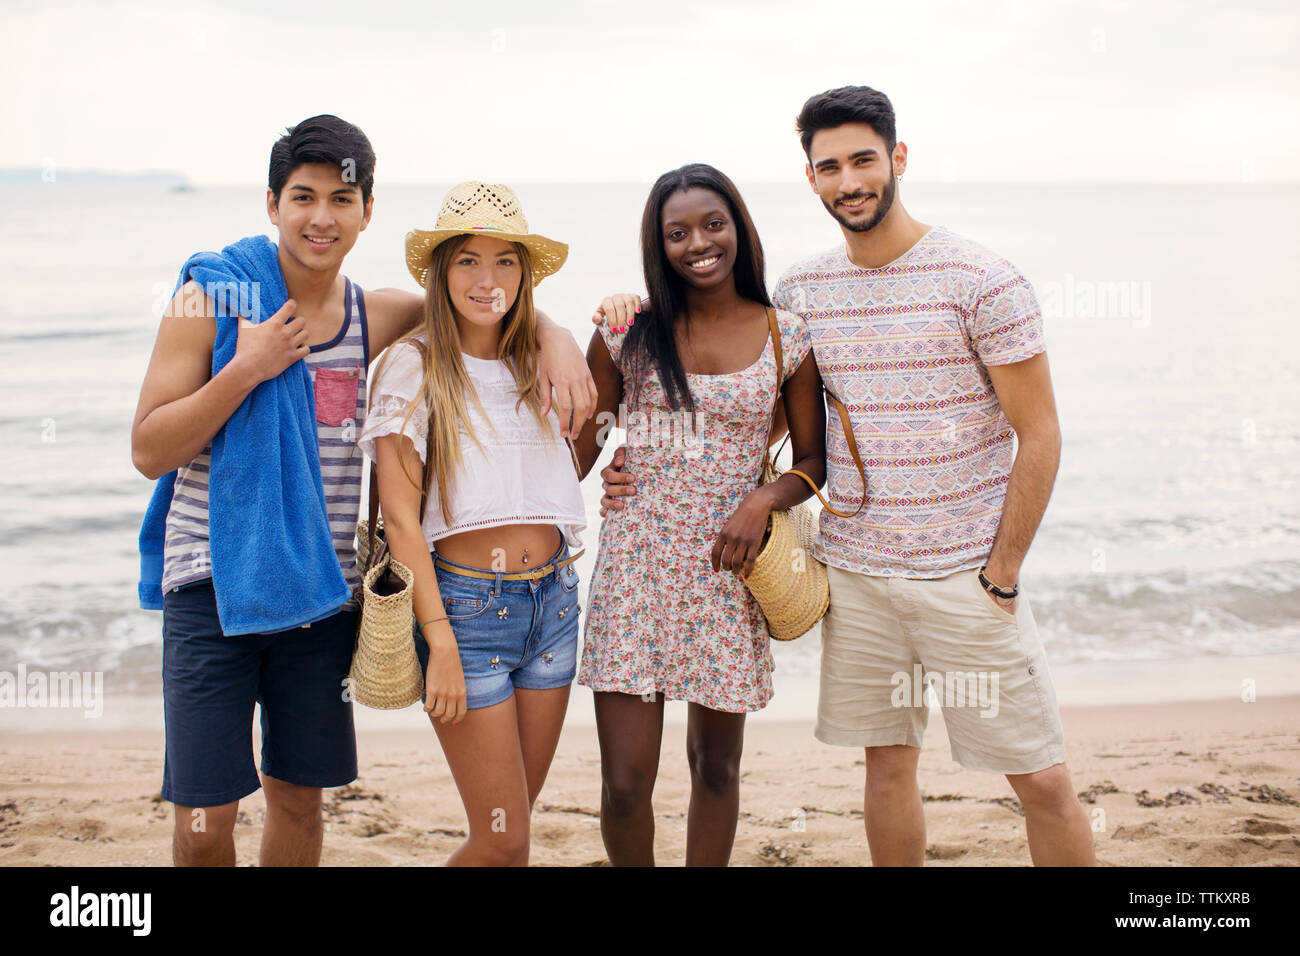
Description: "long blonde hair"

(375, 233), (552, 525)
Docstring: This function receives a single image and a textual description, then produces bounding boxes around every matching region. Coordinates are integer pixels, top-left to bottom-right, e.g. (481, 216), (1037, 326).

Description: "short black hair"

(268, 114), (375, 206)
(795, 86), (896, 158)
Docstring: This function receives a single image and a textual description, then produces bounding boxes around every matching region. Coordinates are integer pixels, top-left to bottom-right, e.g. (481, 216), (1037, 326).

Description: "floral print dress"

(578, 309), (811, 712)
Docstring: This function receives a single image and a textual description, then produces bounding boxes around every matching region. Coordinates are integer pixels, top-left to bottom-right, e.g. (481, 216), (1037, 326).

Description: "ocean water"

(0, 179), (1297, 691)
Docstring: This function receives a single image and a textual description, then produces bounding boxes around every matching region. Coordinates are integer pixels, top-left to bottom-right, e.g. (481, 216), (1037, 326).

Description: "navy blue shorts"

(161, 580), (358, 808)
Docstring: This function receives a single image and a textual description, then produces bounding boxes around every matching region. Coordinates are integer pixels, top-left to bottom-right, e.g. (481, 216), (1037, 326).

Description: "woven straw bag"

(348, 461), (427, 710)
(745, 309), (867, 641)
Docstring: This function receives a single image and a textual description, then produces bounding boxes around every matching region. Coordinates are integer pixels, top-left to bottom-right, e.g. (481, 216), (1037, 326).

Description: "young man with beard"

(132, 114), (595, 866)
(597, 87), (1094, 866)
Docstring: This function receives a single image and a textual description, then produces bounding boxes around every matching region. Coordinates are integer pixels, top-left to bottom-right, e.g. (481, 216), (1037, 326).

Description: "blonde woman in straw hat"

(358, 182), (586, 866)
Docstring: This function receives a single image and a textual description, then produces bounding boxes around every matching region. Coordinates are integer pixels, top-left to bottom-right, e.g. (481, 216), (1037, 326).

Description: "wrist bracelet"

(978, 567), (1019, 600)
(418, 617), (449, 631)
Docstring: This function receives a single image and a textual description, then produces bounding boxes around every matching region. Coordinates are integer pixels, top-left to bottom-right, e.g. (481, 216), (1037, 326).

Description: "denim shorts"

(161, 580), (358, 808)
(414, 543), (581, 710)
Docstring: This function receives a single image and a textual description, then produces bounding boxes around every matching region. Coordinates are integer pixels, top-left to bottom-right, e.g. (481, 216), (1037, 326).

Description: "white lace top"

(358, 332), (587, 551)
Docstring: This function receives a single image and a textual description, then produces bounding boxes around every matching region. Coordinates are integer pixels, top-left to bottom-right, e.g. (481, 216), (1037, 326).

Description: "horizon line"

(1, 169), (1297, 188)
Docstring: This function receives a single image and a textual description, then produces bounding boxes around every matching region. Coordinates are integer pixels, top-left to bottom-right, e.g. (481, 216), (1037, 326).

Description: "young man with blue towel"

(130, 115), (596, 866)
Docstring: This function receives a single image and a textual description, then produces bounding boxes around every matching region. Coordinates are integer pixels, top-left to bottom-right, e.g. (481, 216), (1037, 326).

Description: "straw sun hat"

(404, 181), (569, 289)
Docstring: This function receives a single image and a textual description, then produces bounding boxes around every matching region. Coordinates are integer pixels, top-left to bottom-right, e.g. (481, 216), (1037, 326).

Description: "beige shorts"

(816, 564), (1066, 775)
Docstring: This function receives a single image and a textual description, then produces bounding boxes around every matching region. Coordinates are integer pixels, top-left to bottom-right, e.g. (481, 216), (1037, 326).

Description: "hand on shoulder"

(591, 293), (644, 333)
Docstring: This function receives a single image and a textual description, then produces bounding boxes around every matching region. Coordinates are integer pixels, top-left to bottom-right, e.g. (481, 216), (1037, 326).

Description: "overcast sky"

(3, 0), (1297, 184)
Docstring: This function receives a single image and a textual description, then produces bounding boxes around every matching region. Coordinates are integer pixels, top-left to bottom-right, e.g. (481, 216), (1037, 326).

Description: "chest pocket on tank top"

(313, 366), (361, 427)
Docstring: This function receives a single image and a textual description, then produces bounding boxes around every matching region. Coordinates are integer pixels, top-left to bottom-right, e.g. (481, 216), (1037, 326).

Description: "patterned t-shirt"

(772, 226), (1045, 578)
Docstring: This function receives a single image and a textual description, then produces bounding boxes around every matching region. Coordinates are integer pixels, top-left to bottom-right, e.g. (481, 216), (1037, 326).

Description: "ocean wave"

(3, 562), (1298, 683)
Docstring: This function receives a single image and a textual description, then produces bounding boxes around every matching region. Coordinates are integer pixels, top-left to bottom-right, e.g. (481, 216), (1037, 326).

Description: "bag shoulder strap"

(363, 355), (431, 571)
(787, 390), (867, 519)
(763, 308), (868, 519)
(365, 456), (431, 567)
(763, 305), (787, 458)
(767, 306), (784, 391)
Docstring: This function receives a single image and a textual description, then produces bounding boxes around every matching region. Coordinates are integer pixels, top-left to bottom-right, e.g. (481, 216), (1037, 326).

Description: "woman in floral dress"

(572, 164), (827, 866)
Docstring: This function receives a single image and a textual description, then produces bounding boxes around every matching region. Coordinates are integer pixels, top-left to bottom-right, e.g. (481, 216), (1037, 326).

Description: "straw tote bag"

(744, 308), (867, 641)
(349, 426), (434, 710)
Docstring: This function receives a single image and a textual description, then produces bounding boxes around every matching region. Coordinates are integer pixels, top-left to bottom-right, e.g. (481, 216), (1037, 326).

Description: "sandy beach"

(2, 669), (1298, 867)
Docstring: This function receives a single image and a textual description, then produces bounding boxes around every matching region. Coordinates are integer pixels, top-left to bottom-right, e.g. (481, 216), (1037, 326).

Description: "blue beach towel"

(137, 235), (351, 634)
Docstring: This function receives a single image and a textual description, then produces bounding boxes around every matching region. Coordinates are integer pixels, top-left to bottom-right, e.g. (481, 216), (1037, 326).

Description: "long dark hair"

(624, 164), (770, 413)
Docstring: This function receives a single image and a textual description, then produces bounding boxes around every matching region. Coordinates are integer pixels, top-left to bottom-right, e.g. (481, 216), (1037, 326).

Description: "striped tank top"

(160, 278), (370, 610)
